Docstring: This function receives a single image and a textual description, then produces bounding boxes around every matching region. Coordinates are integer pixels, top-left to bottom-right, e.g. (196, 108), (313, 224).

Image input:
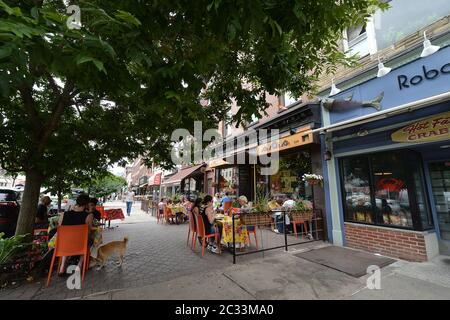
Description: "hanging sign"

(257, 130), (313, 155)
(391, 111), (450, 143)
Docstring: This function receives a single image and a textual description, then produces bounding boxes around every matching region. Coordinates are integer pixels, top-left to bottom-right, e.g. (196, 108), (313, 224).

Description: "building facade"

(318, 0), (450, 261)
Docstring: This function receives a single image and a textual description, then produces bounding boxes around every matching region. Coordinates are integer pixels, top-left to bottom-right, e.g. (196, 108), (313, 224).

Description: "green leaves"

(75, 54), (107, 74)
(0, 232), (31, 265)
(0, 0), (22, 17)
(115, 10), (141, 27)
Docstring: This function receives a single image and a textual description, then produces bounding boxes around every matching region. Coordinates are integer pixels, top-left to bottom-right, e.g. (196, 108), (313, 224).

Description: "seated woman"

(238, 195), (255, 232)
(57, 194), (94, 275)
(87, 197), (102, 222)
(200, 195), (219, 254)
(34, 196), (52, 228)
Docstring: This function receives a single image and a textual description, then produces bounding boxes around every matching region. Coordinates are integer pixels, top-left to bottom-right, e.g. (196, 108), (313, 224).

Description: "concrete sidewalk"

(78, 248), (450, 300)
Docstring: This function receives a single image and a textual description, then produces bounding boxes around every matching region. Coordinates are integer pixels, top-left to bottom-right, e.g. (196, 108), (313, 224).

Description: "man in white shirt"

(124, 189), (135, 216)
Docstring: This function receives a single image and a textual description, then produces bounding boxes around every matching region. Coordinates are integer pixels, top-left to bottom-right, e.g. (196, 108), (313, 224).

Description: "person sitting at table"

(219, 192), (232, 211)
(35, 196), (52, 228)
(87, 197), (102, 221)
(57, 194), (94, 275)
(213, 193), (221, 210)
(272, 194), (287, 234)
(238, 195), (255, 234)
(201, 195), (220, 254)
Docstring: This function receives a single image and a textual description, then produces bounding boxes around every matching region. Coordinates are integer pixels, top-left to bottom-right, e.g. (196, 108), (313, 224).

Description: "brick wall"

(344, 222), (428, 262)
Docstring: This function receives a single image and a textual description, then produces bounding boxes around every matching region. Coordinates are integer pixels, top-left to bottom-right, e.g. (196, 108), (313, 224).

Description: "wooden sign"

(207, 159), (230, 168)
(391, 111), (450, 143)
(257, 130), (313, 155)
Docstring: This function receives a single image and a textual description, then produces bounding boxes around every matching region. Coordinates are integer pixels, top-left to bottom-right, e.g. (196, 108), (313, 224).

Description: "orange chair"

(187, 211), (197, 249)
(223, 201), (232, 215)
(46, 225), (90, 287)
(194, 212), (221, 256)
(292, 220), (309, 239)
(164, 205), (172, 224)
(246, 227), (259, 249)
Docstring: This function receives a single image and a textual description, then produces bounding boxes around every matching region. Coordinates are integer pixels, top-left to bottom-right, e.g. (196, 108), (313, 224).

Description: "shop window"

(341, 156), (374, 224)
(267, 152), (312, 200)
(429, 162), (450, 240)
(340, 150), (432, 231)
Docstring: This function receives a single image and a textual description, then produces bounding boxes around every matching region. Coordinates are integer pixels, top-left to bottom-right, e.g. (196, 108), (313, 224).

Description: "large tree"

(0, 0), (387, 236)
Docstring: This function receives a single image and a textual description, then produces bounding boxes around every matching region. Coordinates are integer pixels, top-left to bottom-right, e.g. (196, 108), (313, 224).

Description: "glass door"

(429, 161), (450, 240)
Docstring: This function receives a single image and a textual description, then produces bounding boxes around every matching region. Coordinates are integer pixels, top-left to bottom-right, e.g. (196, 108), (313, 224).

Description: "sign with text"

(391, 111), (450, 143)
(257, 130), (313, 155)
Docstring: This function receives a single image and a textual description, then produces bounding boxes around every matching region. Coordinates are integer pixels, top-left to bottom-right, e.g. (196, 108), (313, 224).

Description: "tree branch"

(36, 81), (75, 157)
(18, 86), (42, 132)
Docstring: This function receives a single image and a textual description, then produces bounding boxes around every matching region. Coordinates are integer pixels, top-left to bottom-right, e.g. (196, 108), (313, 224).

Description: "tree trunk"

(57, 189), (62, 211)
(15, 169), (43, 236)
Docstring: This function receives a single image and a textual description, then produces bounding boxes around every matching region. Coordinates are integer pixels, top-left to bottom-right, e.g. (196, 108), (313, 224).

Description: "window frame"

(342, 16), (378, 58)
(339, 150), (434, 231)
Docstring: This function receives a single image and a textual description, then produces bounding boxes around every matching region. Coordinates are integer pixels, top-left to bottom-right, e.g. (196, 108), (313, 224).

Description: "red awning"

(161, 164), (205, 185)
(148, 172), (162, 186)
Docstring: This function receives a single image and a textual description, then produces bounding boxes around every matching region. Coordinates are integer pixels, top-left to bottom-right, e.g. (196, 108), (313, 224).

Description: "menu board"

(239, 167), (251, 198)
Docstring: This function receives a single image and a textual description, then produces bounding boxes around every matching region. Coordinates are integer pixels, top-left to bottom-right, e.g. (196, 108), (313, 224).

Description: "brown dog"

(94, 237), (128, 270)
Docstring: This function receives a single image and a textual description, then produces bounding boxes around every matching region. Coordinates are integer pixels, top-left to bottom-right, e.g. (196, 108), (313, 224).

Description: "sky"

(109, 163), (126, 177)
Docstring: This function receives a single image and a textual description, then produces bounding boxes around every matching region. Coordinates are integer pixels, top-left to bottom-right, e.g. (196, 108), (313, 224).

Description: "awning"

(208, 159), (230, 168)
(148, 172), (162, 186)
(312, 91), (450, 134)
(256, 128), (314, 155)
(161, 164), (205, 185)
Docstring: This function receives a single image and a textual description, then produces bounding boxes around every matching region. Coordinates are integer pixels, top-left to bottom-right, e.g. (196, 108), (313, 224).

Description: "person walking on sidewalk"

(124, 189), (135, 216)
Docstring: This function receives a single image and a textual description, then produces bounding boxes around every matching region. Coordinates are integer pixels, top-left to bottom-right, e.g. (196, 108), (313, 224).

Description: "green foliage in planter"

(252, 188), (271, 213)
(0, 232), (31, 265)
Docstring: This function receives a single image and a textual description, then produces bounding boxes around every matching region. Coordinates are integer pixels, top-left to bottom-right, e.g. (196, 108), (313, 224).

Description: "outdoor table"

(167, 205), (187, 224)
(104, 208), (125, 228)
(219, 215), (249, 250)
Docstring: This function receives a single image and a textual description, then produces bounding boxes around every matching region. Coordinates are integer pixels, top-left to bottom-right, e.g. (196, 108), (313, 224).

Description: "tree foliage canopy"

(84, 172), (126, 198)
(0, 0), (387, 171)
(0, 0), (388, 235)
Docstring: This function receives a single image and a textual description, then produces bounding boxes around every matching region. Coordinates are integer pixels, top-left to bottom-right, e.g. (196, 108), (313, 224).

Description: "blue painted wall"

(329, 45), (450, 124)
(333, 102), (450, 155)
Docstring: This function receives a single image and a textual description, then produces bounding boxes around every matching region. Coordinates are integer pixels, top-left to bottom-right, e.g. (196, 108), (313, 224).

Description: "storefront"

(160, 164), (205, 200)
(147, 172), (162, 200)
(254, 103), (326, 216)
(320, 44), (450, 261)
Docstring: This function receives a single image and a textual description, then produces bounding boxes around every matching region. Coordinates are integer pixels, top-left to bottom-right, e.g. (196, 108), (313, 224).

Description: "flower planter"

(289, 210), (314, 222)
(240, 212), (272, 225)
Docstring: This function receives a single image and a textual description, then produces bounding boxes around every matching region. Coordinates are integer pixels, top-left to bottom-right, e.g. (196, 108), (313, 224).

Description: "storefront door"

(429, 161), (450, 247)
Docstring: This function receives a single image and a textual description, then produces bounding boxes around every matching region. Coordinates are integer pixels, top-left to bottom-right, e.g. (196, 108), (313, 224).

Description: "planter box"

(289, 210), (314, 221)
(240, 213), (272, 225)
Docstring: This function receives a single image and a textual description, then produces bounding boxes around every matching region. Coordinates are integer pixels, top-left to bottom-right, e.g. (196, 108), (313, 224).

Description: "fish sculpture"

(321, 92), (384, 112)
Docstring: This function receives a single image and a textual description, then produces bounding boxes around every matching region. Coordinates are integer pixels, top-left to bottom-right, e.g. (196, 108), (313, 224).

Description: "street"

(1, 202), (449, 300)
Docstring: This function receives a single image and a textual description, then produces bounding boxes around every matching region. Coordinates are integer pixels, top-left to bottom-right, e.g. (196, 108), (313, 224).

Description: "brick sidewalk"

(0, 202), (324, 300)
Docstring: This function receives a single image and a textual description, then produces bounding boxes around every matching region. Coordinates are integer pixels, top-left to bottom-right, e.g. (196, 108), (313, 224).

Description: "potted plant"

(240, 192), (272, 225)
(289, 200), (314, 222)
(302, 173), (324, 187)
(0, 232), (35, 287)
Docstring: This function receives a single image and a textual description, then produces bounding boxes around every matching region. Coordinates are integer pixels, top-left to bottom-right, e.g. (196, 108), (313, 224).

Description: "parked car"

(0, 188), (20, 237)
